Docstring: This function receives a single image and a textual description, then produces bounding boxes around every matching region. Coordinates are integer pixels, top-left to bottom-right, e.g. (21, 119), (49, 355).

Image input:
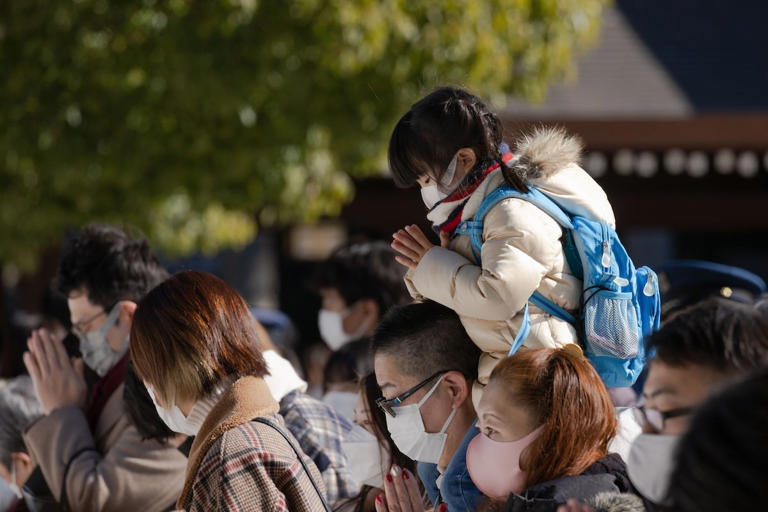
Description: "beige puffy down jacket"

(405, 128), (616, 406)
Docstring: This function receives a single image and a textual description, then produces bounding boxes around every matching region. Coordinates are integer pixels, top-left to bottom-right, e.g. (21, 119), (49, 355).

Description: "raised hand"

(392, 225), (438, 270)
(24, 329), (87, 414)
(374, 465), (432, 512)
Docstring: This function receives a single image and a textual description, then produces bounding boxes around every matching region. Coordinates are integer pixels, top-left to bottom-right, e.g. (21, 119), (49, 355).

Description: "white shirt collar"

(262, 350), (308, 402)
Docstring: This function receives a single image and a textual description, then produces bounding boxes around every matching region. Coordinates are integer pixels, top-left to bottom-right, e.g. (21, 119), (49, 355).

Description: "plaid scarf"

(428, 151), (514, 235)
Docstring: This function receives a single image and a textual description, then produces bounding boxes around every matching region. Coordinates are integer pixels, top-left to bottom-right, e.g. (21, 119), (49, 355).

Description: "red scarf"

(436, 153), (514, 235)
(86, 353), (130, 430)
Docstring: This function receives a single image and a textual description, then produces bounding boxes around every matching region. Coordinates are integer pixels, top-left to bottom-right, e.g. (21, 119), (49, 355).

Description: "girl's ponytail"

(489, 347), (618, 489)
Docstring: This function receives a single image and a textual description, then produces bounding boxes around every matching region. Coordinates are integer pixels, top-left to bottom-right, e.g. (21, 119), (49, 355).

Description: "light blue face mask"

(76, 302), (129, 377)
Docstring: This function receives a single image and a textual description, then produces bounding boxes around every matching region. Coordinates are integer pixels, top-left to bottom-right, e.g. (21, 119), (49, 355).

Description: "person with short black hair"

(372, 301), (482, 511)
(56, 224), (170, 310)
(314, 241), (410, 351)
(666, 367), (768, 512)
(626, 298), (768, 507)
(647, 298), (768, 375)
(22, 224), (186, 511)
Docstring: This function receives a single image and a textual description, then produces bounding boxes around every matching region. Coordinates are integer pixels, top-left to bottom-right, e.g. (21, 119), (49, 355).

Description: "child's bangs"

(388, 117), (434, 188)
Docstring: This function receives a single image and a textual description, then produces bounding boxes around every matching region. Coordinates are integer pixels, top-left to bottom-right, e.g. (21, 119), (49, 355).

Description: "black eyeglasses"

(633, 406), (693, 433)
(70, 309), (108, 339)
(376, 371), (447, 418)
(70, 302), (118, 339)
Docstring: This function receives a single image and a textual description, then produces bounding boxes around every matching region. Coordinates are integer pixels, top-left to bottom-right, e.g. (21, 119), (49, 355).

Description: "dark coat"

(502, 454), (641, 512)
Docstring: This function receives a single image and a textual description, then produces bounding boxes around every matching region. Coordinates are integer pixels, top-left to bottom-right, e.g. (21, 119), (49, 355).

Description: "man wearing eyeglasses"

(21, 224), (187, 511)
(627, 298), (768, 508)
(371, 301), (482, 512)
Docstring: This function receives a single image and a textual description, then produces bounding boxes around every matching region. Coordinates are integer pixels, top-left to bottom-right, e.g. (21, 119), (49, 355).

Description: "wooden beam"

(503, 115), (768, 151)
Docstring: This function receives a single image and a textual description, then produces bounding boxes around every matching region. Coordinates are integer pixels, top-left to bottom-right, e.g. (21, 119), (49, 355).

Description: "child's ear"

(456, 148), (477, 173)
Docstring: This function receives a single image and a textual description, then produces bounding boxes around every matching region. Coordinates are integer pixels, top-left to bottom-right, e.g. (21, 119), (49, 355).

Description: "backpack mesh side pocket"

(584, 290), (640, 359)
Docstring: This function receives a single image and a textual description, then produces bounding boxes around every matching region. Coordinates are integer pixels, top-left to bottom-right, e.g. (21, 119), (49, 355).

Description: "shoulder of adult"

(580, 453), (632, 493)
(280, 390), (351, 431)
(216, 413), (297, 459)
(95, 382), (131, 441)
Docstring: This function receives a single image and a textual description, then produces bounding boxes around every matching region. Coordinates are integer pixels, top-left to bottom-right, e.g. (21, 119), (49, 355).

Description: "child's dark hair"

(388, 86), (527, 192)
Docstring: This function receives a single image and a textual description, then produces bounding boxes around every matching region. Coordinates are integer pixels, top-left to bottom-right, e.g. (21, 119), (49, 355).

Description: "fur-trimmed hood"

(520, 126), (615, 229)
(590, 492), (646, 512)
(510, 126), (584, 180)
(427, 125), (614, 231)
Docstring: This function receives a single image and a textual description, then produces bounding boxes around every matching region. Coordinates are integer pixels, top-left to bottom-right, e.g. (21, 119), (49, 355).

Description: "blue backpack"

(455, 185), (661, 387)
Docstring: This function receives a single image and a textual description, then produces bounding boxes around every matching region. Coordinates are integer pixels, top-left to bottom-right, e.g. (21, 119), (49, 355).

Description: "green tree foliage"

(0, 0), (608, 269)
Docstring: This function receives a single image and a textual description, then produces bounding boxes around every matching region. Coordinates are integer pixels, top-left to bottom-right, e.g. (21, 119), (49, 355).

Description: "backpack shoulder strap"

(455, 185), (574, 262)
(251, 417), (332, 512)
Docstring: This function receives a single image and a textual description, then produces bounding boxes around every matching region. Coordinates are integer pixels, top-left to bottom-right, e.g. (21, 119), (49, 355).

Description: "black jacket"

(502, 454), (641, 512)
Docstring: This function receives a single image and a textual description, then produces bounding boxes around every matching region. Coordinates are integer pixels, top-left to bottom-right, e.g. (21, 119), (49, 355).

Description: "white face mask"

(342, 424), (391, 489)
(318, 307), (369, 350)
(77, 302), (129, 377)
(144, 384), (199, 436)
(627, 433), (680, 505)
(420, 186), (445, 211)
(323, 391), (358, 423)
(420, 153), (459, 210)
(385, 376), (457, 464)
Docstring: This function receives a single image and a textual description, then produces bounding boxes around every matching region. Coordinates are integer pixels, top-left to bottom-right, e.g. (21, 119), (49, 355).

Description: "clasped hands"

(391, 225), (450, 270)
(23, 329), (87, 415)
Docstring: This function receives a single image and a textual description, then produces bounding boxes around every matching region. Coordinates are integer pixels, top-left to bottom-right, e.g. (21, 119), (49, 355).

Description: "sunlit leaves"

(0, 0), (608, 269)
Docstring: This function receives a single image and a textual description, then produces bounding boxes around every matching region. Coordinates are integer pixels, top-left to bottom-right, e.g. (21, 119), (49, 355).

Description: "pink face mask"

(466, 425), (544, 500)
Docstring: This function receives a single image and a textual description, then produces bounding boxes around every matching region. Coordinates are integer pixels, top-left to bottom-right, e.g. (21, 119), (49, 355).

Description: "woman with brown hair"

(130, 270), (329, 512)
(467, 345), (631, 510)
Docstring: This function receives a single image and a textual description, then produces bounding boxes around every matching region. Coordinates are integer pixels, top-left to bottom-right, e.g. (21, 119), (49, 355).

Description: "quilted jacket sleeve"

(410, 198), (562, 321)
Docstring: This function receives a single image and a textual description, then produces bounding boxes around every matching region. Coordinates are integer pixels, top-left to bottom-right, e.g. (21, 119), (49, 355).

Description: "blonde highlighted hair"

(130, 270), (268, 406)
